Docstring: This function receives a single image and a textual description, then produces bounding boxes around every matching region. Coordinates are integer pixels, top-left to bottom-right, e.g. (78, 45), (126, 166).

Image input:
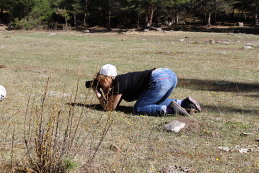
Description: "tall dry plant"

(2, 77), (115, 173)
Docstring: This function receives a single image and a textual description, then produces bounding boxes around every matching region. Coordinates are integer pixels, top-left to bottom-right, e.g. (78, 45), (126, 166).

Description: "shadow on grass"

(67, 102), (133, 114)
(178, 78), (259, 95)
(202, 104), (257, 115)
(67, 102), (257, 116)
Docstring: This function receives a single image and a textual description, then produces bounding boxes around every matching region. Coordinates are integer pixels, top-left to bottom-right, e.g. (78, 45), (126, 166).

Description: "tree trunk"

(145, 5), (155, 28)
(242, 9), (246, 20)
(123, 15), (126, 28)
(65, 19), (68, 28)
(255, 5), (258, 25)
(107, 9), (111, 30)
(232, 8), (235, 18)
(83, 0), (88, 27)
(255, 13), (258, 25)
(207, 12), (211, 26)
(176, 10), (179, 25)
(137, 12), (140, 29)
(107, 0), (111, 30)
(204, 13), (207, 25)
(0, 8), (2, 24)
(73, 14), (77, 26)
(214, 13), (217, 25)
(83, 13), (87, 26)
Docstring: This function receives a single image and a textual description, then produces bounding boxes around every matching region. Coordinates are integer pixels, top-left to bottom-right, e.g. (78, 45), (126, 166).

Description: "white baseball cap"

(99, 64), (117, 77)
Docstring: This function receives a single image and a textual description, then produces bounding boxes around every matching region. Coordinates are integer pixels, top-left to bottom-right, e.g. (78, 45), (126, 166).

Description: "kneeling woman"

(86, 64), (201, 116)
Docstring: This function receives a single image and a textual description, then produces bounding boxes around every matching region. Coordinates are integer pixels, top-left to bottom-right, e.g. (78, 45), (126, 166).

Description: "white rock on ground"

(239, 148), (252, 153)
(218, 146), (230, 152)
(164, 120), (186, 133)
(243, 45), (253, 49)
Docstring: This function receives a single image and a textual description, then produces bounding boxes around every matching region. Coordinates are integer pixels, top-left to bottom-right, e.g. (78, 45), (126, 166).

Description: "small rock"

(144, 29), (150, 32)
(243, 45), (253, 49)
(217, 40), (230, 44)
(164, 120), (185, 133)
(109, 144), (120, 152)
(218, 146), (230, 152)
(179, 39), (185, 42)
(208, 40), (215, 44)
(220, 51), (227, 55)
(156, 28), (163, 32)
(239, 148), (252, 153)
(236, 22), (244, 27)
(246, 43), (253, 46)
(84, 30), (90, 33)
(48, 33), (56, 36)
(240, 132), (252, 136)
(162, 165), (190, 173)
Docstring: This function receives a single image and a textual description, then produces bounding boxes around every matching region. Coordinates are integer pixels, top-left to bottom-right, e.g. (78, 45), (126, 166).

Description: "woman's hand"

(93, 87), (122, 111)
(93, 87), (106, 102)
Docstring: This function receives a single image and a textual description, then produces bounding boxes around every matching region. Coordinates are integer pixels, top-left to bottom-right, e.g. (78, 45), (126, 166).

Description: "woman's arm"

(93, 88), (122, 111)
(105, 94), (122, 111)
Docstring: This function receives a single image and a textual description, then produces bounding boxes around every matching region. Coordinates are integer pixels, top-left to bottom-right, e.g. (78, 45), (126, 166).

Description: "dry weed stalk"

(17, 78), (72, 172)
(0, 77), (115, 172)
(23, 77), (114, 172)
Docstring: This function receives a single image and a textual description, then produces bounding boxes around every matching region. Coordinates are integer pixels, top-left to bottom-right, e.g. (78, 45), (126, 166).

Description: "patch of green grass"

(223, 121), (251, 130)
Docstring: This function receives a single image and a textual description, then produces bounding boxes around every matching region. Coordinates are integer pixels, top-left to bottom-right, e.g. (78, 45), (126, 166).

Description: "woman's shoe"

(168, 101), (190, 116)
(181, 96), (201, 114)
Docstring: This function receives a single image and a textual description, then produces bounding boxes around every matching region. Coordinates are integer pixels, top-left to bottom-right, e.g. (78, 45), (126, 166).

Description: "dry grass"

(0, 30), (258, 172)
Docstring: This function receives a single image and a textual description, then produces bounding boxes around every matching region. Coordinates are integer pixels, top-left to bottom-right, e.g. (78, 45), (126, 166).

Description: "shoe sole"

(170, 101), (190, 116)
(187, 96), (201, 112)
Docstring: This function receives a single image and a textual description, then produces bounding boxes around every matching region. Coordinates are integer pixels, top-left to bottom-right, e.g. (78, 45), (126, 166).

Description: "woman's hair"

(95, 74), (114, 98)
(95, 74), (113, 87)
(96, 74), (108, 82)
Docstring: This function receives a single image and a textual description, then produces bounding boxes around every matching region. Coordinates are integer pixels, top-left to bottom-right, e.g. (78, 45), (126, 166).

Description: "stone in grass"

(162, 165), (190, 173)
(239, 148), (252, 153)
(48, 33), (56, 36)
(240, 132), (252, 136)
(218, 146), (230, 152)
(156, 28), (163, 32)
(243, 45), (253, 49)
(164, 120), (186, 133)
(109, 144), (120, 152)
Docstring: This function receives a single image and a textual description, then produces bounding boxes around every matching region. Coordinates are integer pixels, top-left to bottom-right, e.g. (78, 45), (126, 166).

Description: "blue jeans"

(134, 68), (177, 115)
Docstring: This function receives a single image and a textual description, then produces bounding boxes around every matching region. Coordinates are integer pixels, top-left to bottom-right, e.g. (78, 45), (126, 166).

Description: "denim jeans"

(134, 68), (177, 115)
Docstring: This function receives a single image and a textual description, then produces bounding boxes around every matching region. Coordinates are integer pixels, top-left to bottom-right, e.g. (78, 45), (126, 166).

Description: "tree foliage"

(0, 0), (258, 29)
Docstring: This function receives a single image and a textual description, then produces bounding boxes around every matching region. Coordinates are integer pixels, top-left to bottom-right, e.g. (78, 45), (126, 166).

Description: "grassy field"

(0, 30), (258, 173)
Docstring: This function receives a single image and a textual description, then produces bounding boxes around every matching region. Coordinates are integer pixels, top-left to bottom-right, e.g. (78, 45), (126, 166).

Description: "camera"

(85, 79), (99, 88)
